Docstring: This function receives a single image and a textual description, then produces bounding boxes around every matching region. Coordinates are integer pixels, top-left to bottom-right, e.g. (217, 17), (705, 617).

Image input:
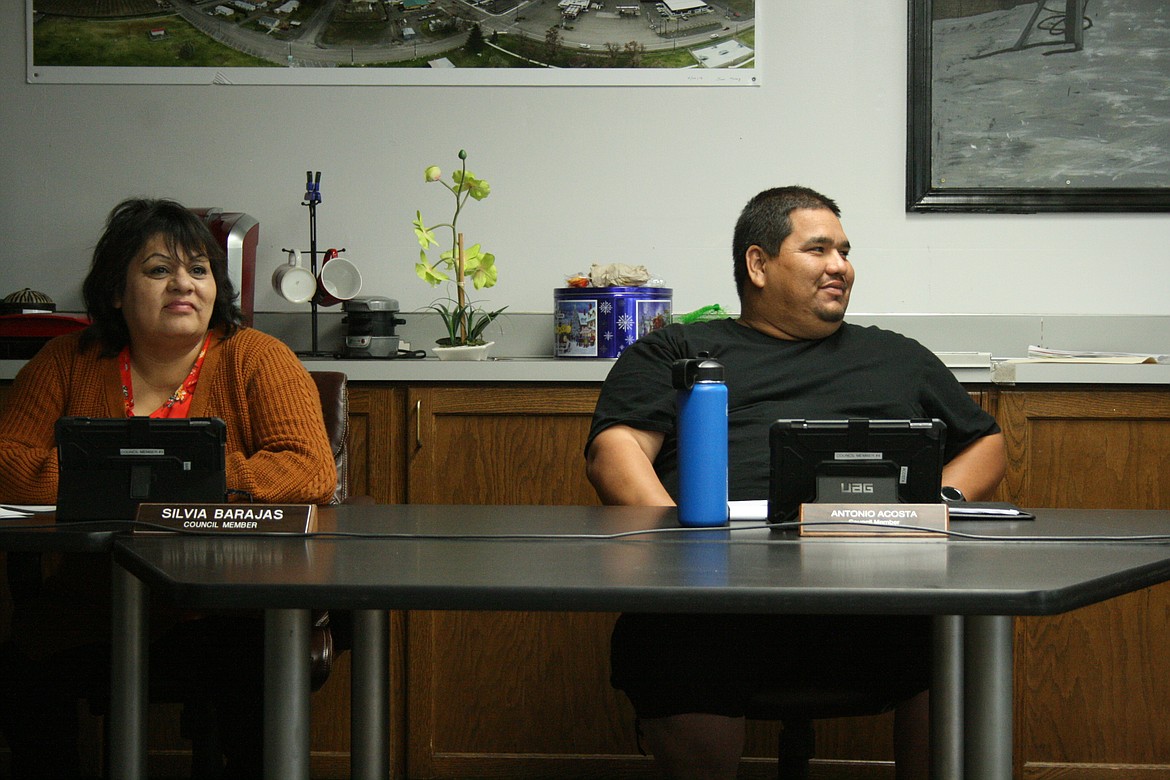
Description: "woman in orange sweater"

(0, 198), (336, 778)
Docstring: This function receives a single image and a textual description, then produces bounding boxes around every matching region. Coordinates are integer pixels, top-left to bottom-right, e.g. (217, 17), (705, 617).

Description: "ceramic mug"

(313, 251), (363, 307)
(272, 250), (317, 304)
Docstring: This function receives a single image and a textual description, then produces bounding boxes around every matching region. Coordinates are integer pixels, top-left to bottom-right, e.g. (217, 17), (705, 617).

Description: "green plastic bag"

(673, 304), (731, 324)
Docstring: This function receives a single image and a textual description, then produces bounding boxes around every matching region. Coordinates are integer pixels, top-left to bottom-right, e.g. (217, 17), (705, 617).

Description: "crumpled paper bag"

(589, 263), (651, 287)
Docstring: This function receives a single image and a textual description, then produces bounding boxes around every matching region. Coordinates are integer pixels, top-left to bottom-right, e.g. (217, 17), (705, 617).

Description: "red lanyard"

(118, 332), (212, 418)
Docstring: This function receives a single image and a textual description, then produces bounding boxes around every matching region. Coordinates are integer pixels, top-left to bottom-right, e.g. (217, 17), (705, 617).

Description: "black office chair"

(745, 686), (904, 780)
(173, 370), (359, 777)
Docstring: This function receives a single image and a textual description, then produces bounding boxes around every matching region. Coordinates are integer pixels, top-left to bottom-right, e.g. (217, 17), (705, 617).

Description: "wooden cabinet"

(347, 384), (407, 505)
(405, 384), (601, 506)
(997, 388), (1170, 780)
(402, 384), (647, 777)
(395, 383), (1170, 780)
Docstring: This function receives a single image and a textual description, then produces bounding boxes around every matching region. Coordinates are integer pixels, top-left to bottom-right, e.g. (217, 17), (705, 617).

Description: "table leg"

(931, 615), (963, 780)
(109, 562), (148, 780)
(265, 608), (312, 780)
(964, 615), (1013, 780)
(351, 609), (389, 780)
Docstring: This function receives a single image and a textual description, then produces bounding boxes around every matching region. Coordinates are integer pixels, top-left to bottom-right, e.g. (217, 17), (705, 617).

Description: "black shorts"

(610, 613), (931, 719)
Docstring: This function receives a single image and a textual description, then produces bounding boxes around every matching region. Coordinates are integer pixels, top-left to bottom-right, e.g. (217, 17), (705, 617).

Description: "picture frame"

(906, 0), (1170, 213)
(26, 0), (759, 88)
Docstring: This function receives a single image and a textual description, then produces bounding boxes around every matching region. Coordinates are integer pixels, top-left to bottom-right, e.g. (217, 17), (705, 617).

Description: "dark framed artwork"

(907, 0), (1170, 212)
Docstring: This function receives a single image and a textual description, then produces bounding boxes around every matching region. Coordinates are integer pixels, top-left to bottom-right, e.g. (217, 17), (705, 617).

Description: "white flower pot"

(433, 341), (494, 361)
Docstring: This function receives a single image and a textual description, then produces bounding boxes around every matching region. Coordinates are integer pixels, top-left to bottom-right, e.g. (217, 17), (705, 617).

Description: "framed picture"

(26, 0), (759, 87)
(907, 0), (1170, 212)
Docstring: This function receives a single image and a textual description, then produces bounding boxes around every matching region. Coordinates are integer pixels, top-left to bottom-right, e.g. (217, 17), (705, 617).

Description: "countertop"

(296, 355), (619, 383)
(6, 313), (1168, 385)
(294, 352), (999, 384)
(4, 354), (1170, 385)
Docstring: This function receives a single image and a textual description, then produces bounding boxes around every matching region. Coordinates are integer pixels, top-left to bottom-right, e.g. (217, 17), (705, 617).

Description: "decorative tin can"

(554, 286), (672, 359)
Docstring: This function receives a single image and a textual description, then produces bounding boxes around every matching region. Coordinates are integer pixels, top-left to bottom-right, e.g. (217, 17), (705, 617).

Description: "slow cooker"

(342, 297), (406, 358)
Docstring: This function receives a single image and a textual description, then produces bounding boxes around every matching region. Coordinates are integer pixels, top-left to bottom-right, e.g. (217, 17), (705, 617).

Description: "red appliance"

(192, 208), (259, 326)
(0, 313), (90, 359)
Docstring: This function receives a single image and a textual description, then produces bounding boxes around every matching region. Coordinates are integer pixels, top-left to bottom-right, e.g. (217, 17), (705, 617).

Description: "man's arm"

(940, 432), (1007, 501)
(586, 424), (675, 506)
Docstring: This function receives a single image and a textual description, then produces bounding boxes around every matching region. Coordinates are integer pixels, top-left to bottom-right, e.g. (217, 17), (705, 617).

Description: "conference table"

(101, 504), (1170, 780)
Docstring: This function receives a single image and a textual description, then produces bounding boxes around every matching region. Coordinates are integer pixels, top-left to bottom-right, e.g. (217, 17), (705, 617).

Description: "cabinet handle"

(415, 399), (421, 450)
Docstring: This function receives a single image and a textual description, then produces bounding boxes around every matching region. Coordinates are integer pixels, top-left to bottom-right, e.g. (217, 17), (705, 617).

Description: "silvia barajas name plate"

(798, 503), (948, 537)
(135, 503), (318, 534)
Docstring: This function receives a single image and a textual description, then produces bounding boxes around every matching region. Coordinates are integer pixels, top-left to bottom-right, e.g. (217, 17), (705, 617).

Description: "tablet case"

(55, 416), (227, 522)
(768, 418), (946, 525)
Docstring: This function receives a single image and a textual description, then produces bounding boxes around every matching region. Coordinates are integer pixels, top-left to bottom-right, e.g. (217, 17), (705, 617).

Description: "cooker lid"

(343, 296), (400, 312)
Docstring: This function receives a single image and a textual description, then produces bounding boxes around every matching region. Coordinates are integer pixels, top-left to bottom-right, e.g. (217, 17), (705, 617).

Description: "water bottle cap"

(672, 353), (725, 388)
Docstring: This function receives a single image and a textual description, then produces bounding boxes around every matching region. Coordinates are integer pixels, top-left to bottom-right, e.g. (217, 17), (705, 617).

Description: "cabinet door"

(405, 384), (652, 777)
(999, 389), (1170, 779)
(347, 383), (407, 504)
(407, 383), (601, 505)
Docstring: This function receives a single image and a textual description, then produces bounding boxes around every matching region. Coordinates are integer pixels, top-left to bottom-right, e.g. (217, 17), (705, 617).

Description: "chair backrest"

(309, 371), (348, 504)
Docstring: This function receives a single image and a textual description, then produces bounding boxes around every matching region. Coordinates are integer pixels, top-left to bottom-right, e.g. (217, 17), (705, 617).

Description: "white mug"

(272, 249), (317, 304)
(313, 255), (362, 307)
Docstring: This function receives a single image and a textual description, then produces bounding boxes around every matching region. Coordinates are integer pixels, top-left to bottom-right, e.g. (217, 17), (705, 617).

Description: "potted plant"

(412, 149), (506, 359)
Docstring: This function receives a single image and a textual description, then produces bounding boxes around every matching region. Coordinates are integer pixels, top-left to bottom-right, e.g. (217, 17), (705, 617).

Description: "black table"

(0, 517), (145, 778)
(110, 505), (1170, 780)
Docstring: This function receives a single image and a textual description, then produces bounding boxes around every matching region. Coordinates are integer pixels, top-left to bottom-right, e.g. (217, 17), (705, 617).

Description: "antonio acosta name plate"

(799, 503), (948, 537)
(135, 503), (318, 534)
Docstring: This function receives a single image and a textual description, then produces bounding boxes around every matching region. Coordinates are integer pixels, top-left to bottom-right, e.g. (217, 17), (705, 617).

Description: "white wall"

(3, 1), (1167, 320)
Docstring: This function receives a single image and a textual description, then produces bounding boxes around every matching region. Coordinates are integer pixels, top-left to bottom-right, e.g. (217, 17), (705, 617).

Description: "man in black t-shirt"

(585, 186), (1006, 780)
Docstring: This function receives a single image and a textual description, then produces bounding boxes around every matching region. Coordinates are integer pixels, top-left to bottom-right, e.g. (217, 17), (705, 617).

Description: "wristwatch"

(940, 485), (965, 503)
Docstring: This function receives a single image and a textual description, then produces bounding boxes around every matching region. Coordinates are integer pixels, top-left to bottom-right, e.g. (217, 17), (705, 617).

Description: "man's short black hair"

(731, 186), (841, 302)
(80, 198), (243, 355)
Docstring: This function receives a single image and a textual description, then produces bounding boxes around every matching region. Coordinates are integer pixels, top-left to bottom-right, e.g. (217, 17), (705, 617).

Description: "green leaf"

(466, 305), (508, 341)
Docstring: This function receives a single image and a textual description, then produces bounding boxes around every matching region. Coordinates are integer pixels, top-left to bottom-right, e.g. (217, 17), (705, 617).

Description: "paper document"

(947, 502), (1035, 520)
(728, 500), (769, 521)
(0, 505), (54, 518)
(948, 505), (1023, 517)
(1025, 346), (1168, 364)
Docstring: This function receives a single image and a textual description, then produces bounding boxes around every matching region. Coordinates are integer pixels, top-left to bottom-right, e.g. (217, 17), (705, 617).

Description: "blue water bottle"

(672, 353), (729, 527)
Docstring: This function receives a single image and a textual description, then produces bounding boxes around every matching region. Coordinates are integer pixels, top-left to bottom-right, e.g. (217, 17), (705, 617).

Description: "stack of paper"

(1025, 346), (1168, 364)
(0, 505), (53, 518)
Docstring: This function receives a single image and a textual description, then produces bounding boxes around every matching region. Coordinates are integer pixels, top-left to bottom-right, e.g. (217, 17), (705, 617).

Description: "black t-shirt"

(588, 318), (1001, 501)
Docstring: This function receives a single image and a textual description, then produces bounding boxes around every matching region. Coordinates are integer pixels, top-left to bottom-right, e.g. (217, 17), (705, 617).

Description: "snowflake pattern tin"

(553, 286), (672, 359)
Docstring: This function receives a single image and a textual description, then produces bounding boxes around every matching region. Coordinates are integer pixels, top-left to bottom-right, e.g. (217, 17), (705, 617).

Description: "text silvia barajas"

(135, 503), (317, 534)
(161, 506), (285, 529)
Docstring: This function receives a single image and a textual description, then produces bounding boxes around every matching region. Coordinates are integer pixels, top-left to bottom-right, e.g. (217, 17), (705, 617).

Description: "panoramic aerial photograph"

(30, 0), (756, 74)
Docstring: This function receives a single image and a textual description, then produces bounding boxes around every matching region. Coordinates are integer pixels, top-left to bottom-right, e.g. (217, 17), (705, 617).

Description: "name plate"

(799, 503), (948, 537)
(135, 503), (318, 534)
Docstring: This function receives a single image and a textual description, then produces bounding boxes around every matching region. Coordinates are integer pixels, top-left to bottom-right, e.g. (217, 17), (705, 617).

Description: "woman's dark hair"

(731, 186), (841, 302)
(80, 198), (242, 355)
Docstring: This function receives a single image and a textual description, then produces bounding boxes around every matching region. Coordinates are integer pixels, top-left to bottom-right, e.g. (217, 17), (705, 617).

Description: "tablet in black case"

(55, 416), (227, 522)
(768, 418), (946, 525)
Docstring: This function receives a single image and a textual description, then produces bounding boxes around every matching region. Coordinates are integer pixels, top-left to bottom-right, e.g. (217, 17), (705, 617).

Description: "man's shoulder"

(661, 317), (747, 343)
(624, 317), (742, 351)
(839, 321), (928, 350)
